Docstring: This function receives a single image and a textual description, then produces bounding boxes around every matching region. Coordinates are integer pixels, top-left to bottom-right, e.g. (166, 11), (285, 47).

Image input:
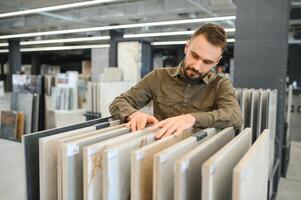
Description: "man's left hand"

(148, 114), (196, 139)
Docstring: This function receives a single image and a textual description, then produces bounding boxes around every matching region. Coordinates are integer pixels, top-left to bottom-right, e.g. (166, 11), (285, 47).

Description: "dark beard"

(182, 66), (203, 84)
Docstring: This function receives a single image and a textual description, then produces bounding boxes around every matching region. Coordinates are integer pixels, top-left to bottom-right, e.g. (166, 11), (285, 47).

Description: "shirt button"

(188, 84), (191, 87)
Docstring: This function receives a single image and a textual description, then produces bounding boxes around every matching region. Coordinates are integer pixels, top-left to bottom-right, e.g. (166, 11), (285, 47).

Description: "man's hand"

(148, 114), (196, 139)
(126, 111), (159, 131)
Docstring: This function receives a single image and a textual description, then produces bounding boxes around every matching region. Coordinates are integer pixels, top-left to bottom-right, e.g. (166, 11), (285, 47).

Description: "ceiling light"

(0, 0), (119, 18)
(21, 44), (109, 52)
(151, 38), (235, 46)
(125, 28), (235, 38)
(0, 16), (236, 40)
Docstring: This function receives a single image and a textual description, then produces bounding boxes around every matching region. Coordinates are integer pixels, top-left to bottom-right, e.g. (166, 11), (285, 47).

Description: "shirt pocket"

(154, 96), (179, 117)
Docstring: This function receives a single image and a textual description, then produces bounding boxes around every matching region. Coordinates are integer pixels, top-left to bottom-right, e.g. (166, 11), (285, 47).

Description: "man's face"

(183, 34), (222, 81)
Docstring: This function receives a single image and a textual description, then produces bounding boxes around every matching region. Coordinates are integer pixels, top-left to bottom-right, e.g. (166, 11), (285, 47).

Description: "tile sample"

(131, 131), (192, 200)
(174, 127), (235, 200)
(0, 110), (18, 139)
(24, 117), (111, 200)
(250, 90), (260, 142)
(267, 90), (277, 174)
(202, 128), (252, 200)
(102, 132), (157, 200)
(60, 127), (131, 200)
(118, 41), (141, 82)
(57, 122), (121, 200)
(11, 92), (34, 134)
(16, 112), (25, 140)
(39, 126), (96, 200)
(83, 129), (150, 200)
(232, 129), (270, 200)
(241, 89), (252, 130)
(153, 129), (216, 200)
(98, 81), (135, 117)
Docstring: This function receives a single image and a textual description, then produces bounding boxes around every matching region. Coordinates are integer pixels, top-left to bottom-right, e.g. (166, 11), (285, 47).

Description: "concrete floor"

(276, 141), (301, 200)
(0, 138), (26, 200)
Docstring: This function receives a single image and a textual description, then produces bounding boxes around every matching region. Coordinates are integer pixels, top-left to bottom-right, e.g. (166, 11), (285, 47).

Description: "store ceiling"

(0, 0), (237, 43)
(0, 0), (299, 46)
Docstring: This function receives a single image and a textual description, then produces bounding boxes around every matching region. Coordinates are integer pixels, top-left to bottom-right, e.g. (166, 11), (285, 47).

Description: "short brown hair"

(190, 23), (227, 52)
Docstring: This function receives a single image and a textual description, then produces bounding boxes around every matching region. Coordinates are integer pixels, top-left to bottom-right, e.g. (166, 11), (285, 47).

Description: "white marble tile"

(118, 41), (141, 82)
(232, 129), (270, 200)
(39, 126), (96, 200)
(98, 81), (136, 117)
(174, 127), (234, 200)
(131, 131), (192, 200)
(153, 129), (216, 200)
(83, 129), (148, 200)
(91, 48), (109, 82)
(202, 128), (252, 200)
(60, 127), (130, 200)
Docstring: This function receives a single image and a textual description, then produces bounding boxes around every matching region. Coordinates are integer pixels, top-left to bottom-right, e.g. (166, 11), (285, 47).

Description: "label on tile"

(67, 144), (79, 156)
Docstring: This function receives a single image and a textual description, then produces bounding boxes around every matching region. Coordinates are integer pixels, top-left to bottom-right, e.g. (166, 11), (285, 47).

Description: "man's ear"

(184, 40), (190, 54)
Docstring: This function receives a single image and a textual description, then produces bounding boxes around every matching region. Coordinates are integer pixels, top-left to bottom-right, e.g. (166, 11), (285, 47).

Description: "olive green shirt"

(109, 62), (242, 130)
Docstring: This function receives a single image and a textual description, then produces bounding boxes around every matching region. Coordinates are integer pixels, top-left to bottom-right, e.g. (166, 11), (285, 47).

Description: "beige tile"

(153, 128), (216, 200)
(232, 129), (270, 200)
(174, 127), (234, 200)
(202, 128), (252, 200)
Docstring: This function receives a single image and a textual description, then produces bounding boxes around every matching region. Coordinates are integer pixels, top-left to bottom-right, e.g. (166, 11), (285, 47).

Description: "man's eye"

(192, 54), (198, 59)
(204, 61), (212, 64)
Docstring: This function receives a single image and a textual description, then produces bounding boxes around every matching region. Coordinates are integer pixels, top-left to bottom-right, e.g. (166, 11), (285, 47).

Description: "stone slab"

(153, 129), (216, 200)
(232, 129), (270, 200)
(23, 117), (111, 200)
(60, 127), (131, 200)
(83, 129), (150, 200)
(202, 128), (252, 200)
(131, 130), (192, 200)
(102, 132), (157, 200)
(39, 126), (96, 200)
(174, 127), (234, 200)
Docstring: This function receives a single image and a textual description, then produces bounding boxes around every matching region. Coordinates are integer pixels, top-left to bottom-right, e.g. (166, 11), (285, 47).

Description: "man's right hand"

(126, 111), (159, 132)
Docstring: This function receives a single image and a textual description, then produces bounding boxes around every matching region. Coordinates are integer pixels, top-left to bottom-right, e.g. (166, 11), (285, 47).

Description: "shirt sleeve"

(190, 78), (243, 130)
(109, 71), (154, 122)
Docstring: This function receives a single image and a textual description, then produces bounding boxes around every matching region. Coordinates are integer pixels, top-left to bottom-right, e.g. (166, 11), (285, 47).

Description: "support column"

(31, 53), (41, 75)
(109, 29), (124, 67)
(233, 0), (290, 198)
(8, 39), (21, 73)
(7, 39), (21, 91)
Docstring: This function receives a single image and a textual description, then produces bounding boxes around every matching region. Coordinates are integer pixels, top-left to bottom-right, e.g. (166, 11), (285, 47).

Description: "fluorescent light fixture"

(151, 41), (187, 46)
(0, 28), (235, 46)
(0, 16), (236, 39)
(227, 38), (235, 43)
(0, 0), (119, 18)
(0, 43), (8, 47)
(0, 44), (109, 53)
(0, 36), (110, 47)
(22, 36), (110, 45)
(21, 44), (109, 52)
(0, 49), (8, 53)
(125, 28), (235, 38)
(151, 38), (235, 46)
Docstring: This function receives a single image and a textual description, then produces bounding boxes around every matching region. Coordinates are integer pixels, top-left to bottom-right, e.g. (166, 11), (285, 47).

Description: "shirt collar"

(168, 60), (216, 85)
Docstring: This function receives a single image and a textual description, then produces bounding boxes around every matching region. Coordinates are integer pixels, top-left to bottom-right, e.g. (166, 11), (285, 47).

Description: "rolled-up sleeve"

(109, 72), (154, 122)
(190, 78), (242, 130)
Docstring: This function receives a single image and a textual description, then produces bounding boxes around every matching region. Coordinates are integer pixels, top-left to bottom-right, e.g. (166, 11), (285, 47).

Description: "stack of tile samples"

(12, 74), (44, 133)
(51, 86), (77, 110)
(87, 81), (135, 117)
(23, 87), (277, 200)
(0, 110), (24, 140)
